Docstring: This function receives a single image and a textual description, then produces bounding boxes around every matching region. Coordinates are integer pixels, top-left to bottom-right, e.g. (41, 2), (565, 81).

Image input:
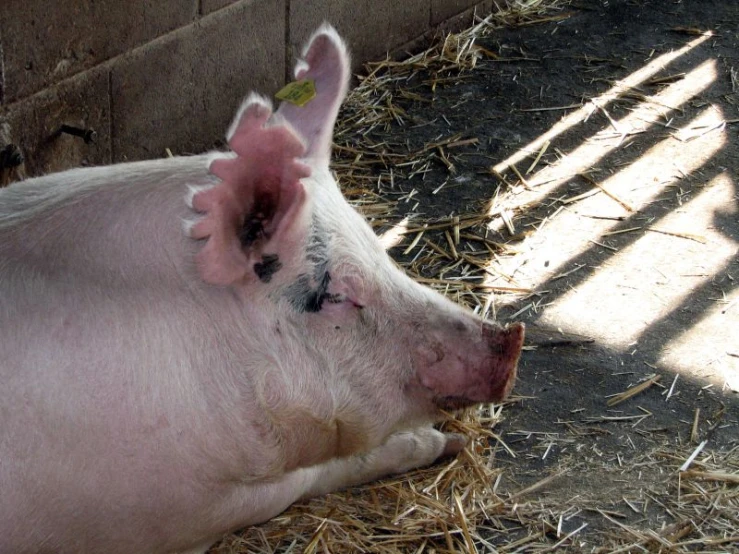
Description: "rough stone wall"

(0, 0), (489, 182)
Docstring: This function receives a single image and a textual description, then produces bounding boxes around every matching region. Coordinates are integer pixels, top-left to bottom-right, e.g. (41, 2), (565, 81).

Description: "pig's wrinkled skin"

(0, 26), (524, 554)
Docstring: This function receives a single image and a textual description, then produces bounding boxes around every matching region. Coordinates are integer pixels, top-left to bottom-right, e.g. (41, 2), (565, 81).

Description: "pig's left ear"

(189, 95), (311, 286)
(276, 24), (350, 164)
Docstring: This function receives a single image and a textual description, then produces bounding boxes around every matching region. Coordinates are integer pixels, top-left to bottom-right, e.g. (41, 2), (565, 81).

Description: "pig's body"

(0, 27), (523, 554)
(2, 157), (282, 552)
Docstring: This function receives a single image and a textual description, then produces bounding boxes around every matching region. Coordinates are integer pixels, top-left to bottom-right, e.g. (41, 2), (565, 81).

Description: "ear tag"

(275, 79), (316, 107)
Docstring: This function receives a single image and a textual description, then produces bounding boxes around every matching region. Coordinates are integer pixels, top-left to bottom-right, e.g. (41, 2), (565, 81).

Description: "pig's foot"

(301, 427), (467, 499)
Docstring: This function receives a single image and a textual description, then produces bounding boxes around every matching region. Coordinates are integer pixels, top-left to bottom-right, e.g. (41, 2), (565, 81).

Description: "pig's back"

(0, 153), (221, 408)
(0, 156), (216, 278)
(0, 154), (215, 398)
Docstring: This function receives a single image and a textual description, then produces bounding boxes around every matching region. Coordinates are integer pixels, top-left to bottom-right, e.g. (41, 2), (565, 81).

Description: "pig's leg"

(200, 428), (462, 551)
(300, 427), (466, 499)
(228, 428), (461, 521)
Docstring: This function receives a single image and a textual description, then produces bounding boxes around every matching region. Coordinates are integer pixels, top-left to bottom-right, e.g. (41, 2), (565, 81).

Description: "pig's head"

(187, 25), (524, 460)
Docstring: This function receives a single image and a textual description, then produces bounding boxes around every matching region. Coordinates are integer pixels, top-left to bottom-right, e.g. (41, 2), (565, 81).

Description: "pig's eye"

(323, 292), (363, 309)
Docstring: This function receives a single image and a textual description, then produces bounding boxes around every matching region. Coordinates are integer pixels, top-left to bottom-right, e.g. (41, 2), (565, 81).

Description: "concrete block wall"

(0, 0), (490, 181)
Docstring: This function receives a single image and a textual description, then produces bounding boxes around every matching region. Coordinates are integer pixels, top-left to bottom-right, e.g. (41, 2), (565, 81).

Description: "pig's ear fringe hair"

(293, 22), (351, 79)
(182, 181), (217, 237)
(181, 216), (199, 237)
(226, 93), (273, 143)
(224, 94), (307, 156)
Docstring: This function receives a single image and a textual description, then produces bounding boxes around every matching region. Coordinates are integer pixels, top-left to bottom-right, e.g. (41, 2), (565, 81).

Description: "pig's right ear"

(188, 95), (311, 286)
(276, 24), (350, 164)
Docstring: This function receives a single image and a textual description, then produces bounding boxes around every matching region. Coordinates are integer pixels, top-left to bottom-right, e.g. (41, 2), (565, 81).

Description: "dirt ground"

(403, 0), (739, 548)
(214, 1), (738, 552)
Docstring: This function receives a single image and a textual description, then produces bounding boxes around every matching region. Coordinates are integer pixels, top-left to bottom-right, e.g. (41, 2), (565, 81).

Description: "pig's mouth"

(432, 395), (478, 411)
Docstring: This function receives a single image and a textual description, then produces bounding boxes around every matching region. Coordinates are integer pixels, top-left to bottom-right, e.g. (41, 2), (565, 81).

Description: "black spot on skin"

(282, 218), (338, 313)
(239, 195), (277, 247)
(284, 270), (334, 313)
(303, 289), (323, 313)
(304, 270), (331, 312)
(239, 215), (264, 246)
(253, 254), (282, 283)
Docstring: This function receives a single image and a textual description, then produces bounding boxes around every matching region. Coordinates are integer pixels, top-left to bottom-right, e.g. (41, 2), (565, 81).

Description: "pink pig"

(0, 25), (524, 554)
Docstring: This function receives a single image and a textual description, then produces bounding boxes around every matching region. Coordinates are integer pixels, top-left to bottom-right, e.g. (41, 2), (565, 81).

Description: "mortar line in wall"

(284, 0), (291, 84)
(108, 70), (114, 163)
(0, 40), (5, 105)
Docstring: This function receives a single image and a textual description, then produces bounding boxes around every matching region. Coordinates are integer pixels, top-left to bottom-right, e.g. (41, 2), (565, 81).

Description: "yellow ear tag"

(275, 79), (316, 107)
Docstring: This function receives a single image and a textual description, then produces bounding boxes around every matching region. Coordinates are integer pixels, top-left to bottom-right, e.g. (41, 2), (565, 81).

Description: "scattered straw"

(577, 172), (635, 212)
(679, 440), (707, 471)
(606, 374), (661, 407)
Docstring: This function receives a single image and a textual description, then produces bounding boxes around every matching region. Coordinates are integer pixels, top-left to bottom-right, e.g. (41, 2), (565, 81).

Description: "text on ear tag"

(275, 79), (317, 107)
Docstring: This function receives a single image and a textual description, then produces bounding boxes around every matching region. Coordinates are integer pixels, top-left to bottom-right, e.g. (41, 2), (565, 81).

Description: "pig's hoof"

(364, 427), (468, 477)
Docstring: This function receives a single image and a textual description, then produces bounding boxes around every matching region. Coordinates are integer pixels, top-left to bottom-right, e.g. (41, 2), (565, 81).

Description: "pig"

(0, 25), (524, 554)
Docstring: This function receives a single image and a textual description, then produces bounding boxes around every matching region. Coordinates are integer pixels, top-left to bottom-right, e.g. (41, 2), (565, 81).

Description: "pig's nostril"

(434, 345), (445, 363)
(417, 343), (445, 366)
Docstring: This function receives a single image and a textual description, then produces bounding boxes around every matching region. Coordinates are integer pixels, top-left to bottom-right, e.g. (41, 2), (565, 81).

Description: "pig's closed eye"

(324, 292), (363, 310)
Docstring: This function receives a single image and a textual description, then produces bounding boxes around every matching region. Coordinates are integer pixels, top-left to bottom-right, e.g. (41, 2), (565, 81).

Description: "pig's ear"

(276, 24), (350, 164)
(189, 94), (311, 286)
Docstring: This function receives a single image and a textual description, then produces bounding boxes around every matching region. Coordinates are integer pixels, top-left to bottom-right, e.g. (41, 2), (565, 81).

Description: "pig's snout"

(415, 320), (525, 411)
(482, 321), (525, 400)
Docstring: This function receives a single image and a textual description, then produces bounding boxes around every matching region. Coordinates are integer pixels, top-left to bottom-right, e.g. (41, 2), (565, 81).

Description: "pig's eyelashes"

(323, 292), (343, 304)
(324, 293), (363, 310)
(323, 292), (357, 306)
